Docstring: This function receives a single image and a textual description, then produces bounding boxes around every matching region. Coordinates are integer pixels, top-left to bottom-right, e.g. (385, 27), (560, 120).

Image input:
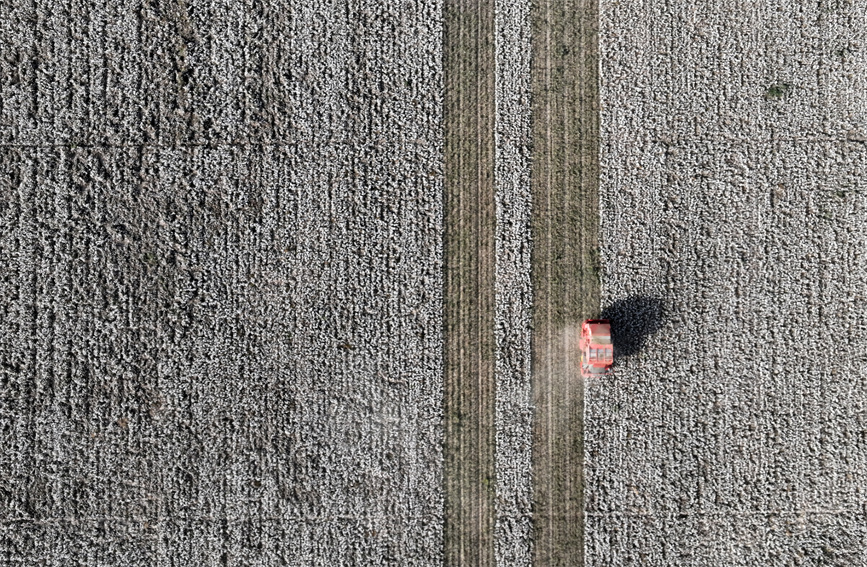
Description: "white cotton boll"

(589, 1), (867, 564)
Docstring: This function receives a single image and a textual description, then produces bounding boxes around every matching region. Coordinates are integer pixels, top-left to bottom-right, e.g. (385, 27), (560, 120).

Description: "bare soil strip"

(530, 0), (600, 565)
(443, 1), (497, 565)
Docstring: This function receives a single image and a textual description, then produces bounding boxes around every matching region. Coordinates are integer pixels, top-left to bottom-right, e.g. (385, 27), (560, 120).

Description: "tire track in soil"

(530, 0), (600, 566)
(443, 0), (497, 565)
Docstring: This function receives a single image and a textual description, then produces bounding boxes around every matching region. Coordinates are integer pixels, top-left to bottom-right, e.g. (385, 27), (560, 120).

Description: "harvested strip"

(443, 0), (497, 565)
(530, 0), (600, 565)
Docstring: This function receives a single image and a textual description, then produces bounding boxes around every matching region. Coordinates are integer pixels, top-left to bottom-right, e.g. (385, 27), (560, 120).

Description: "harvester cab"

(579, 319), (613, 378)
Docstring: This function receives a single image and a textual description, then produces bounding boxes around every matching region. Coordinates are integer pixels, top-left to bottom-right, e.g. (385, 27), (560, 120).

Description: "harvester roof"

(585, 320), (611, 344)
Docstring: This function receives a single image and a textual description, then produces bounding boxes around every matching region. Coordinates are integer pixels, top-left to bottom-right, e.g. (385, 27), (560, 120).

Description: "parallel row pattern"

(443, 0), (497, 565)
(494, 0), (534, 565)
(530, 0), (600, 566)
(591, 1), (867, 564)
(0, 1), (444, 565)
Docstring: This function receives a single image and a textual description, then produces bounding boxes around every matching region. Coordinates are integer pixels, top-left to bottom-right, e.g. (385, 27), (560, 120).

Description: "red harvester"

(579, 319), (613, 377)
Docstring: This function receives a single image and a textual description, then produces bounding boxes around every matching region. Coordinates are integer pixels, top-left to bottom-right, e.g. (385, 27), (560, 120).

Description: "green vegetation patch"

(764, 82), (793, 101)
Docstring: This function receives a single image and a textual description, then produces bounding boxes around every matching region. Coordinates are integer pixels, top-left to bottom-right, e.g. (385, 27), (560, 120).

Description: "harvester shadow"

(600, 295), (665, 360)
